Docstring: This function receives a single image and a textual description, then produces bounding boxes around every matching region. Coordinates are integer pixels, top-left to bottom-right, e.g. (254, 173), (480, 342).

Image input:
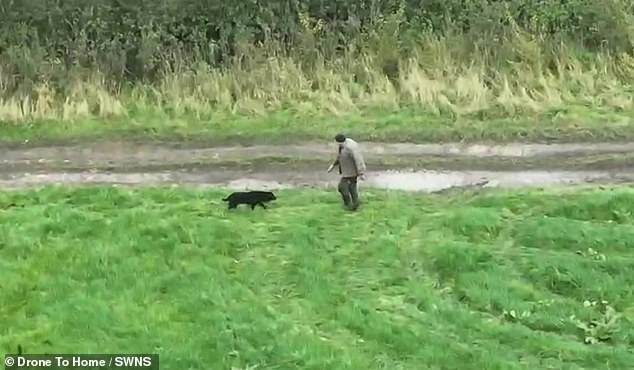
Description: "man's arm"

(327, 157), (339, 173)
(351, 147), (366, 176)
(328, 144), (344, 172)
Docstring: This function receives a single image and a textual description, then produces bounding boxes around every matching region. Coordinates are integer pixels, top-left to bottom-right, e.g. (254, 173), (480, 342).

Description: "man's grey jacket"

(333, 138), (366, 178)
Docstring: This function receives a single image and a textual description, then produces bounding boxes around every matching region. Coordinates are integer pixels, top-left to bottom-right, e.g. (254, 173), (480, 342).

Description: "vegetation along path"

(3, 140), (634, 191)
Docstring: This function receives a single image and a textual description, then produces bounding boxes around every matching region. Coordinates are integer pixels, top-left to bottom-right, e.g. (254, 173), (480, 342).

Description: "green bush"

(2, 0), (633, 82)
(1, 0), (634, 124)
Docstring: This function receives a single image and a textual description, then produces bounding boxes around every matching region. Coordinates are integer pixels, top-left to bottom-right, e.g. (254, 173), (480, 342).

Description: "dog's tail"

(222, 197), (229, 201)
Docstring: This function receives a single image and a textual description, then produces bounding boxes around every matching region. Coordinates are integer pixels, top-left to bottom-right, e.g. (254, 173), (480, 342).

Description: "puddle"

(367, 170), (629, 191)
(1, 169), (632, 192)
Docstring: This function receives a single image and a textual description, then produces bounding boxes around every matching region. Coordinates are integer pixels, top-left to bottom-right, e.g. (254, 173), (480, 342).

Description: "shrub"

(1, 0), (633, 122)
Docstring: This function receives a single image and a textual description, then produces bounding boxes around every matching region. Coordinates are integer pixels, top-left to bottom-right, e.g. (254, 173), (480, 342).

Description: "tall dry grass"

(1, 27), (634, 123)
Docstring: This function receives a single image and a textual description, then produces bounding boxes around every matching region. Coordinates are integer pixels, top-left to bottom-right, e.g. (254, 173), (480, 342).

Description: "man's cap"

(335, 133), (346, 143)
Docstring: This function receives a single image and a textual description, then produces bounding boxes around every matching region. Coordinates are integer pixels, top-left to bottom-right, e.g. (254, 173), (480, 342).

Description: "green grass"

(1, 186), (634, 369)
(2, 104), (634, 147)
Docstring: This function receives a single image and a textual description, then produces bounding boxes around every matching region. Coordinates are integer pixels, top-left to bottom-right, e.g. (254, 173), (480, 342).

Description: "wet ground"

(2, 141), (634, 192)
(2, 168), (633, 193)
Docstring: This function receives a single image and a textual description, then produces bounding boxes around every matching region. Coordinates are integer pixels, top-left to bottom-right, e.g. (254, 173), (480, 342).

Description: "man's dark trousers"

(338, 176), (359, 210)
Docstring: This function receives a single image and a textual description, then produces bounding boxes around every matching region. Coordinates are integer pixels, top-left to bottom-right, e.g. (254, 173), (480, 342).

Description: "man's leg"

(337, 177), (352, 208)
(348, 177), (360, 210)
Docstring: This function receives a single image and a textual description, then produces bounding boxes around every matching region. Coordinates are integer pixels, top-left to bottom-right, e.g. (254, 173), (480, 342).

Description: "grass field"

(1, 186), (633, 369)
(2, 104), (634, 147)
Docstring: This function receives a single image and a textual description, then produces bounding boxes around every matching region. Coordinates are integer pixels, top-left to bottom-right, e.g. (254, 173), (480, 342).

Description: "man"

(327, 133), (366, 211)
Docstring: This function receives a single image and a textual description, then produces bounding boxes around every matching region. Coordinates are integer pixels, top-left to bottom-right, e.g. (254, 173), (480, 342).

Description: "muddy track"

(2, 141), (634, 192)
(2, 168), (633, 192)
(5, 141), (634, 165)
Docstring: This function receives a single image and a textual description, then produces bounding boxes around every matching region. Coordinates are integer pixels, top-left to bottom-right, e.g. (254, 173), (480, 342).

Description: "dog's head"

(267, 192), (277, 201)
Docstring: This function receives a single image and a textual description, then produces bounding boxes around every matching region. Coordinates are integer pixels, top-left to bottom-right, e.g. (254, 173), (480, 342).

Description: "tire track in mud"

(1, 168), (633, 192)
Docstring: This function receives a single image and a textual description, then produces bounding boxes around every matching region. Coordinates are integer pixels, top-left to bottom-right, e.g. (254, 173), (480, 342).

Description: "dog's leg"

(228, 202), (238, 209)
(250, 203), (257, 210)
(258, 202), (267, 209)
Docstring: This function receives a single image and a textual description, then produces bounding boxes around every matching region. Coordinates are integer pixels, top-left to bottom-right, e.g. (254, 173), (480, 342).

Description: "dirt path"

(2, 141), (634, 192)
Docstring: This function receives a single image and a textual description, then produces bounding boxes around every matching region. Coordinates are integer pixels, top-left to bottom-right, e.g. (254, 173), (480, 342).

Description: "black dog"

(222, 191), (277, 210)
